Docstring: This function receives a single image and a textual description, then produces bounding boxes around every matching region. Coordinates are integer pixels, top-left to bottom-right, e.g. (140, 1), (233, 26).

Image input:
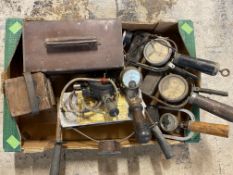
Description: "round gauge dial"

(143, 39), (173, 66)
(121, 67), (142, 88)
(158, 74), (189, 103)
(160, 113), (179, 132)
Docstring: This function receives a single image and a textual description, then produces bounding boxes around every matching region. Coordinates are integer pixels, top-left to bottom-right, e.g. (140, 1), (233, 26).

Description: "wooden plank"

(22, 140), (181, 153)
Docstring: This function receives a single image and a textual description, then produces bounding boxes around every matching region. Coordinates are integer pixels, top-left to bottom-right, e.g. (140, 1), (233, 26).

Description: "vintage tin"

(23, 19), (124, 73)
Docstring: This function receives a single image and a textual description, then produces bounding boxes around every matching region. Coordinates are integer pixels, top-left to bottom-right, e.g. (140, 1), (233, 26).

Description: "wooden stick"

(188, 121), (229, 138)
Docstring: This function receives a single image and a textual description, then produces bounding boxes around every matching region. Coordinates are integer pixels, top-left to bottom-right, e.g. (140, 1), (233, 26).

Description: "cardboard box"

(2, 18), (200, 153)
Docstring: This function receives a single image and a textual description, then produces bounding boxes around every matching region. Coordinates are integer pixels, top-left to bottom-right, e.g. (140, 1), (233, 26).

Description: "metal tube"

(189, 93), (233, 122)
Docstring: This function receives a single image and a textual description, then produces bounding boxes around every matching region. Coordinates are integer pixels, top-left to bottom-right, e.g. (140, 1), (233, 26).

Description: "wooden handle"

(188, 121), (229, 138)
(132, 105), (151, 143)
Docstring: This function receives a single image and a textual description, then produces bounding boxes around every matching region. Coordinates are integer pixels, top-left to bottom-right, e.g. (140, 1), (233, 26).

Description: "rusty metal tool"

(158, 107), (229, 138)
(188, 93), (233, 122)
(50, 105), (63, 175)
(143, 38), (222, 76)
(128, 96), (151, 143)
(158, 74), (233, 122)
(121, 67), (151, 143)
(193, 87), (228, 96)
(146, 106), (173, 159)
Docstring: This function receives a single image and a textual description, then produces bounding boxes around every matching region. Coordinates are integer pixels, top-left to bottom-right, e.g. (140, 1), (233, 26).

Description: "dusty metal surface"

(23, 19), (124, 73)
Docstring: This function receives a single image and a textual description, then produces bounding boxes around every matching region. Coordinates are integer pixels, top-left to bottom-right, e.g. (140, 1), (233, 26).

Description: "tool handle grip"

(132, 106), (151, 143)
(189, 94), (233, 122)
(173, 54), (219, 76)
(50, 143), (62, 175)
(188, 121), (229, 137)
(45, 36), (98, 52)
(152, 125), (173, 159)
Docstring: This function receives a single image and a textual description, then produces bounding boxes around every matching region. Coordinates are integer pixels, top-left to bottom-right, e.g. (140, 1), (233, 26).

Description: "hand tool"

(192, 87), (228, 96)
(146, 106), (173, 159)
(181, 121), (229, 137)
(158, 107), (229, 138)
(50, 104), (63, 175)
(157, 75), (233, 122)
(143, 38), (228, 77)
(158, 108), (195, 141)
(121, 67), (151, 143)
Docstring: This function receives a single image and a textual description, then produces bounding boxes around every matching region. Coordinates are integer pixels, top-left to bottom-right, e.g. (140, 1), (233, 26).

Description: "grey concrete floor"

(0, 0), (233, 174)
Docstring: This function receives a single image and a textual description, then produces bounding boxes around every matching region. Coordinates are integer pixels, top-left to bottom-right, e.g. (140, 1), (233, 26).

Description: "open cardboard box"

(2, 18), (200, 153)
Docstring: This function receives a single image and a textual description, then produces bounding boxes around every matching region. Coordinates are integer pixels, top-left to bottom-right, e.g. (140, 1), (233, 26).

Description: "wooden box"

(4, 72), (55, 117)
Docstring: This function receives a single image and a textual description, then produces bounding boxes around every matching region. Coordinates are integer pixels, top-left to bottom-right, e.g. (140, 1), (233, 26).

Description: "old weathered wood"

(4, 72), (55, 117)
(188, 121), (229, 138)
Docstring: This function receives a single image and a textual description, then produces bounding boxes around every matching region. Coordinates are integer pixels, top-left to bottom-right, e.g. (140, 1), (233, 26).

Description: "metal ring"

(162, 108), (195, 141)
(219, 68), (230, 77)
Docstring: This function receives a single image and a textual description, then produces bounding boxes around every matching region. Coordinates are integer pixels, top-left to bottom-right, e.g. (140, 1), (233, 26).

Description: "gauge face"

(122, 68), (142, 88)
(143, 39), (172, 66)
(158, 74), (189, 103)
(160, 113), (178, 132)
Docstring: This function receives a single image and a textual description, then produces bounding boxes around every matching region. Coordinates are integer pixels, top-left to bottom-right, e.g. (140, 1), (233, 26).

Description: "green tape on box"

(181, 22), (193, 35)
(178, 20), (200, 143)
(6, 135), (20, 149)
(8, 21), (22, 34)
(3, 18), (22, 152)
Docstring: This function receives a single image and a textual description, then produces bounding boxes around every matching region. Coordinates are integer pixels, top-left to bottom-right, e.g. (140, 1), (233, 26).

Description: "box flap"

(178, 19), (200, 143)
(154, 20), (178, 33)
(3, 18), (23, 152)
(122, 21), (157, 31)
